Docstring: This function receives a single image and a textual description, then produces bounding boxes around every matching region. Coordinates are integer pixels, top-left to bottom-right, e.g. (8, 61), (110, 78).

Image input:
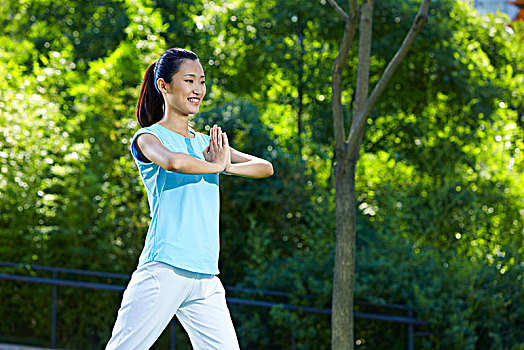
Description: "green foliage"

(0, 0), (522, 349)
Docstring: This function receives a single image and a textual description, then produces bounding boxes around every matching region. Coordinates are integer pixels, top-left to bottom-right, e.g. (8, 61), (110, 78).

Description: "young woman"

(106, 48), (273, 349)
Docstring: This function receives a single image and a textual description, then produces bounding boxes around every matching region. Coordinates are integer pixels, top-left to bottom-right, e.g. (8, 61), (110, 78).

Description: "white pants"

(106, 261), (240, 350)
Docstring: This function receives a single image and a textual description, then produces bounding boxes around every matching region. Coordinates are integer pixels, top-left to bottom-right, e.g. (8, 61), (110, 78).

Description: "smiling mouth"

(188, 98), (200, 105)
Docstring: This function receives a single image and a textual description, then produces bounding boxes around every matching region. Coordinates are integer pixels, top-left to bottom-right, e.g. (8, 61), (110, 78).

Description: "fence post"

(170, 318), (176, 350)
(407, 308), (414, 350)
(51, 270), (57, 348)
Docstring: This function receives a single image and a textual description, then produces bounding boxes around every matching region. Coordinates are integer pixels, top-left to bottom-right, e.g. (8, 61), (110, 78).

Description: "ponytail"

(136, 48), (200, 128)
(136, 61), (164, 127)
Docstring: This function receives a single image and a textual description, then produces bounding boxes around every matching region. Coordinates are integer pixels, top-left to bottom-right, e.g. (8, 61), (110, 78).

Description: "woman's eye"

(185, 79), (193, 83)
(201, 81), (206, 85)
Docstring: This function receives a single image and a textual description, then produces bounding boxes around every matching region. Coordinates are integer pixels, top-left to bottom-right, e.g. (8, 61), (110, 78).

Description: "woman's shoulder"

(133, 124), (159, 135)
(130, 124), (167, 149)
(134, 123), (173, 140)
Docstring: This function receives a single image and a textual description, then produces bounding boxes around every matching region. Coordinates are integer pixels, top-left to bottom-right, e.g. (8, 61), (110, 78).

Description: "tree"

(327, 0), (431, 348)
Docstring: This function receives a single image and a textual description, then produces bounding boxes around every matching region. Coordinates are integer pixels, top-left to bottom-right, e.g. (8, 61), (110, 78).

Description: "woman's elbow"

(263, 161), (274, 177)
(167, 154), (184, 172)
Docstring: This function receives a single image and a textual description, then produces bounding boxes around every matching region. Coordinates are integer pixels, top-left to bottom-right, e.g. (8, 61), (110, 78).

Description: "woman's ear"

(157, 78), (169, 94)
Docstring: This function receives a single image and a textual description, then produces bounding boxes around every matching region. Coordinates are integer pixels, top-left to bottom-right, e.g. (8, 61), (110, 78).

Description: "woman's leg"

(176, 276), (240, 350)
(105, 262), (194, 350)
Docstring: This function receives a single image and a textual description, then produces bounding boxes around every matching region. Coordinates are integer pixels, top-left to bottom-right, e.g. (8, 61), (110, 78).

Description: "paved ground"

(0, 344), (62, 350)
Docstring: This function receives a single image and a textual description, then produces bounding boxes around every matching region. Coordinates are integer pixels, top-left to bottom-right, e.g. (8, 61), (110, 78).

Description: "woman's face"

(159, 59), (206, 117)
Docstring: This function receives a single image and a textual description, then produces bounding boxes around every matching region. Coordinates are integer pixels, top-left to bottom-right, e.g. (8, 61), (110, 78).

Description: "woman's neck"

(157, 111), (192, 137)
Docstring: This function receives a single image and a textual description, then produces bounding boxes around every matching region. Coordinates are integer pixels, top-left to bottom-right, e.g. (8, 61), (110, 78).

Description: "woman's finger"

(221, 132), (228, 150)
(217, 132), (223, 150)
(211, 127), (217, 150)
(217, 127), (224, 145)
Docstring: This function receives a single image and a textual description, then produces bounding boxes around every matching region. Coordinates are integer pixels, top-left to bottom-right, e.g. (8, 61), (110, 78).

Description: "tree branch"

(352, 0), (374, 127)
(327, 0), (350, 21)
(348, 0), (357, 17)
(346, 0), (431, 158)
(330, 0), (359, 154)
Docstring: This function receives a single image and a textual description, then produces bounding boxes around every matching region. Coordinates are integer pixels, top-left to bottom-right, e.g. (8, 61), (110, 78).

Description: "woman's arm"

(225, 147), (274, 179)
(136, 133), (228, 174)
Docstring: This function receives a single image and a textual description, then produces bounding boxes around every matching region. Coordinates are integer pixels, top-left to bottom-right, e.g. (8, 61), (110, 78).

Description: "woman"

(106, 48), (273, 349)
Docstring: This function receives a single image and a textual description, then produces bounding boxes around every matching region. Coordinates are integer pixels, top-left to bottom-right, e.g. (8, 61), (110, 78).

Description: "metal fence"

(0, 261), (432, 350)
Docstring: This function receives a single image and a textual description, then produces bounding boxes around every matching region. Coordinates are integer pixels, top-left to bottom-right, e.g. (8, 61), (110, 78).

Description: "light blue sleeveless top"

(130, 123), (220, 275)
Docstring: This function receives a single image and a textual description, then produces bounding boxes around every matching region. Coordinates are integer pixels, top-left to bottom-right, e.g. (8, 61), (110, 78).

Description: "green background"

(0, 0), (522, 348)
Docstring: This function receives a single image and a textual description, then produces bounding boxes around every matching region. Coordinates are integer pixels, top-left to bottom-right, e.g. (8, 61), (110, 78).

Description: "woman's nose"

(193, 83), (203, 95)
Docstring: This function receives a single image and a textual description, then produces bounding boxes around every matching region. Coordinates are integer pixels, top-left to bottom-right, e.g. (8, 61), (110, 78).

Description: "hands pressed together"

(203, 125), (231, 173)
(202, 124), (273, 178)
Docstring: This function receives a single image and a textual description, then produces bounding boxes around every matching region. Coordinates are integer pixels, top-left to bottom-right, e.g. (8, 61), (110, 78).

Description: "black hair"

(136, 48), (199, 127)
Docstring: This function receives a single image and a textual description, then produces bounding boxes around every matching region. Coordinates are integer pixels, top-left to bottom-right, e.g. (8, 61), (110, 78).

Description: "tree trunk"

(331, 154), (357, 349)
(328, 1), (431, 349)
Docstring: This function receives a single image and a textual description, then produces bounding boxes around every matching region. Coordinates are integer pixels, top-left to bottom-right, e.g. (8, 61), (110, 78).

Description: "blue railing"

(0, 261), (432, 349)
